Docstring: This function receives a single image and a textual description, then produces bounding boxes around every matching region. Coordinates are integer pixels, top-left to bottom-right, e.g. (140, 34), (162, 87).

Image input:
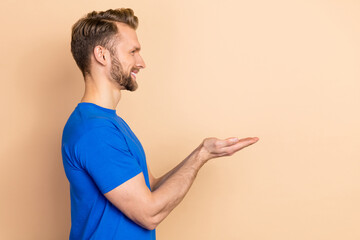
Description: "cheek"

(122, 58), (135, 71)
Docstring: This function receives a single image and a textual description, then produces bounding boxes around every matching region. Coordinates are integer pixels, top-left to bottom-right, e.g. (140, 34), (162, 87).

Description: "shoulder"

(62, 112), (126, 155)
(63, 106), (119, 142)
(79, 124), (124, 144)
(65, 122), (129, 168)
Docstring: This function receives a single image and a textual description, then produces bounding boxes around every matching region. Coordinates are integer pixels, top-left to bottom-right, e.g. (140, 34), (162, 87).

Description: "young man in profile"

(61, 8), (259, 240)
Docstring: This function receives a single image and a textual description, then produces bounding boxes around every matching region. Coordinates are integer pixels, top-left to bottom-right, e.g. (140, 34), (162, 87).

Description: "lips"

(131, 69), (138, 79)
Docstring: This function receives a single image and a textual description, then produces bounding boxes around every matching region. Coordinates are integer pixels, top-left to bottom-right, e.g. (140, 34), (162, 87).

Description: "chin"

(127, 83), (138, 92)
(122, 79), (138, 92)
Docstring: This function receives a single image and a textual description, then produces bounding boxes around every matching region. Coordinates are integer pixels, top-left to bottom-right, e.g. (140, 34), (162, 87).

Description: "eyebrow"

(131, 46), (141, 51)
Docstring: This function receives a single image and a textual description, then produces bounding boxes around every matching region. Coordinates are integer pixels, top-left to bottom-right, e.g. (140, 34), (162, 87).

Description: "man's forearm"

(151, 146), (203, 191)
(149, 144), (206, 224)
(146, 137), (259, 227)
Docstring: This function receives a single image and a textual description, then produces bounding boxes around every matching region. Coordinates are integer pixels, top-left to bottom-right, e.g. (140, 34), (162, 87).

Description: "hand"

(198, 136), (259, 163)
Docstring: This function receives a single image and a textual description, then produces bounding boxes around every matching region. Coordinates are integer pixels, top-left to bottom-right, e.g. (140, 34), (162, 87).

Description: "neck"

(81, 74), (122, 110)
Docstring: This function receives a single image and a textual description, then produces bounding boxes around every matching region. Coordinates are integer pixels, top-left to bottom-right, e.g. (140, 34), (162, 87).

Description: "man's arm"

(147, 153), (190, 191)
(104, 136), (259, 230)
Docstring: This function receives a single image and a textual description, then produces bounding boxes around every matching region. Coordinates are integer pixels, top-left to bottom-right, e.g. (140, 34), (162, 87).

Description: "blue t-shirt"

(61, 102), (156, 240)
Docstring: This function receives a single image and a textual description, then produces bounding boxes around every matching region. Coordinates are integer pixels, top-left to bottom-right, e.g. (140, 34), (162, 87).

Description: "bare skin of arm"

(104, 136), (259, 230)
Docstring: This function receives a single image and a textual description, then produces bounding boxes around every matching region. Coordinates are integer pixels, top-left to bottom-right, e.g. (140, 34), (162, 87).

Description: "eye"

(130, 50), (136, 55)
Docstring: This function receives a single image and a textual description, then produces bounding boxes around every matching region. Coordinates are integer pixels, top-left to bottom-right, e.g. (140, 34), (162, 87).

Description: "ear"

(93, 46), (110, 66)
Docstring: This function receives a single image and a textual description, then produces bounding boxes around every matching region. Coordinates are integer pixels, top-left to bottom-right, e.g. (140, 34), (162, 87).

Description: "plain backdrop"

(0, 0), (359, 239)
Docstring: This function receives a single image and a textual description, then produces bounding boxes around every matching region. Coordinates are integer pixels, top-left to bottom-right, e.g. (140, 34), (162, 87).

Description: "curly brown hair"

(71, 8), (138, 76)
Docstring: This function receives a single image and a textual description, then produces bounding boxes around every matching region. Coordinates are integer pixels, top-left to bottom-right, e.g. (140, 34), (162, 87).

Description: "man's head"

(71, 8), (145, 91)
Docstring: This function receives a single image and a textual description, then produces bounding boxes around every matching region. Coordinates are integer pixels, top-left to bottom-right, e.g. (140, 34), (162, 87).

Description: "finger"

(215, 137), (241, 148)
(220, 137), (258, 149)
(221, 137), (259, 154)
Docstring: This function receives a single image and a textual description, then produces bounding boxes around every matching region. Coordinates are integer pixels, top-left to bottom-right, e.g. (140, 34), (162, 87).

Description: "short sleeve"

(76, 126), (142, 194)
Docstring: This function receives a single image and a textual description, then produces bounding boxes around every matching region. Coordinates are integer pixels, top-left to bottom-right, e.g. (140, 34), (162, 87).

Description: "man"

(62, 8), (259, 240)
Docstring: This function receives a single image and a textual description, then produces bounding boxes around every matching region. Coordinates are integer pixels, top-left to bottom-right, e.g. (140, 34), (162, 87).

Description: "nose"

(136, 54), (146, 69)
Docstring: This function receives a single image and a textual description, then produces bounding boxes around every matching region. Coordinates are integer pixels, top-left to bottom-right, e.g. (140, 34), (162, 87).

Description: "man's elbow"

(141, 214), (162, 230)
(142, 222), (157, 231)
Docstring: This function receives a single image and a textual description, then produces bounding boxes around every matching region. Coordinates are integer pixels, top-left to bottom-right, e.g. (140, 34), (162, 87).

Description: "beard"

(110, 54), (138, 91)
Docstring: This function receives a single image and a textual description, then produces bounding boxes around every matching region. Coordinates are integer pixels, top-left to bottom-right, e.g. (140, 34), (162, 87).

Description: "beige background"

(1, 0), (359, 239)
